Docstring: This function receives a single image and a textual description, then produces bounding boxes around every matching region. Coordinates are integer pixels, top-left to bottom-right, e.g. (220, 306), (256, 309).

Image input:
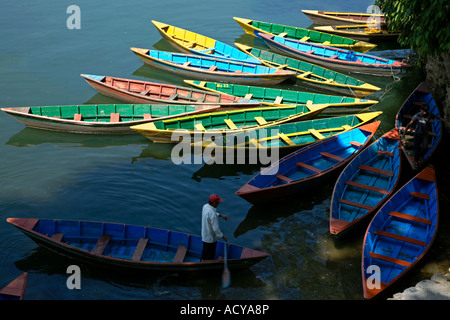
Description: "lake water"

(0, 0), (449, 301)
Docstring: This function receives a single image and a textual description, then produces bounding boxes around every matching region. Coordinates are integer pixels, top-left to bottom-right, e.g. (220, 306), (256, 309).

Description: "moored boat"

(130, 47), (296, 86)
(234, 43), (380, 98)
(236, 121), (380, 205)
(184, 80), (378, 108)
(130, 103), (330, 143)
(314, 25), (400, 42)
(395, 82), (443, 170)
(330, 129), (402, 236)
(1, 104), (220, 134)
(301, 10), (386, 26)
(233, 17), (376, 53)
(257, 32), (408, 76)
(361, 166), (439, 299)
(0, 272), (28, 300)
(151, 20), (261, 64)
(7, 218), (269, 272)
(80, 74), (261, 108)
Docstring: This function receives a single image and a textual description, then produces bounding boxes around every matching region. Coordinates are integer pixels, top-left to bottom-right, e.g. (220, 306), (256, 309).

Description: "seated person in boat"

(201, 194), (228, 260)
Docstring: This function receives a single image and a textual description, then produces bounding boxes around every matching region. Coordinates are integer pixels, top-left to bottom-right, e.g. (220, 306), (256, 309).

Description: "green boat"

(234, 43), (380, 98)
(194, 111), (382, 151)
(233, 17), (377, 53)
(1, 104), (219, 134)
(130, 103), (329, 143)
(185, 80), (378, 109)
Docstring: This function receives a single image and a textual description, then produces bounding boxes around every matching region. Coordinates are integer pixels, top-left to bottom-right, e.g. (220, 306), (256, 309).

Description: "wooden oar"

(222, 241), (230, 288)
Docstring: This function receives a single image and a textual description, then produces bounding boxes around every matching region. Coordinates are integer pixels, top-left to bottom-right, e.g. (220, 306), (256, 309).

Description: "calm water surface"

(0, 0), (449, 300)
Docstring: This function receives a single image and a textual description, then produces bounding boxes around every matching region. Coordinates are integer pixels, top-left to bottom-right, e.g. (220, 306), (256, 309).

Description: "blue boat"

(361, 166), (439, 299)
(395, 82), (443, 170)
(152, 20), (262, 65)
(257, 32), (409, 76)
(131, 48), (296, 86)
(330, 129), (402, 236)
(236, 121), (380, 205)
(7, 218), (269, 272)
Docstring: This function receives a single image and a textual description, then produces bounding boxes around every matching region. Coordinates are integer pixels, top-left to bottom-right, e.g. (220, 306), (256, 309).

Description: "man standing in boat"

(201, 194), (228, 261)
(401, 103), (435, 168)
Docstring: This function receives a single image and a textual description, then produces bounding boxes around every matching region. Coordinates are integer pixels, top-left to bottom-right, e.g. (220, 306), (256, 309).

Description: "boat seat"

(299, 71), (313, 77)
(183, 61), (191, 67)
(173, 245), (187, 263)
(322, 41), (331, 45)
(131, 238), (149, 261)
(110, 113), (120, 122)
(277, 174), (293, 183)
(369, 252), (411, 268)
(74, 114), (82, 121)
(186, 41), (197, 48)
(341, 125), (352, 131)
(410, 192), (430, 200)
(278, 133), (296, 146)
(358, 165), (394, 177)
(300, 36), (310, 42)
(254, 117), (268, 126)
(169, 93), (178, 100)
(274, 96), (283, 104)
(208, 65), (218, 71)
(320, 152), (344, 162)
(92, 235), (111, 255)
(306, 50), (314, 54)
(143, 113), (152, 120)
(244, 93), (253, 100)
(224, 119), (238, 130)
(350, 141), (363, 148)
(200, 47), (215, 53)
(195, 123), (206, 131)
(309, 129), (325, 140)
(378, 150), (394, 157)
(329, 55), (339, 59)
(249, 138), (262, 148)
(389, 211), (431, 225)
(374, 230), (426, 247)
(235, 69), (243, 73)
(278, 32), (288, 37)
(296, 162), (322, 173)
(51, 233), (64, 242)
(339, 198), (373, 210)
(344, 180), (389, 195)
(140, 89), (150, 95)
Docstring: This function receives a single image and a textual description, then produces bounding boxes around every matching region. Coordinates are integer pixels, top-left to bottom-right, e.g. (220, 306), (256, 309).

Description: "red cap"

(209, 194), (223, 203)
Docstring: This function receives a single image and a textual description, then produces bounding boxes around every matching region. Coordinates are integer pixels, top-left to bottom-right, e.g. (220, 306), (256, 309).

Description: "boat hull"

(301, 10), (386, 26)
(314, 26), (399, 42)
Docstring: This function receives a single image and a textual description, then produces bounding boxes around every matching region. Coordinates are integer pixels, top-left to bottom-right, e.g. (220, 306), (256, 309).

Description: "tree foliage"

(376, 0), (450, 59)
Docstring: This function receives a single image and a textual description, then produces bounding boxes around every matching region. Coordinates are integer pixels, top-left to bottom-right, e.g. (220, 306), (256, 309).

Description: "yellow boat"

(151, 20), (262, 64)
(233, 17), (376, 53)
(234, 43), (380, 98)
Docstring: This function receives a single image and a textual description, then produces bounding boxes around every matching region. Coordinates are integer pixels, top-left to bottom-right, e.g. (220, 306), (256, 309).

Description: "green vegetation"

(377, 0), (450, 59)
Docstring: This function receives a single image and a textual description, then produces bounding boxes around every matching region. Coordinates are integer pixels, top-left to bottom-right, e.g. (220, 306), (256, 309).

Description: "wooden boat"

(80, 74), (262, 108)
(130, 48), (296, 86)
(234, 43), (380, 98)
(314, 25), (400, 42)
(0, 272), (28, 300)
(361, 166), (439, 299)
(233, 17), (376, 53)
(151, 20), (261, 64)
(1, 104), (220, 134)
(257, 32), (409, 76)
(395, 82), (443, 170)
(236, 121), (380, 205)
(130, 103), (330, 143)
(301, 10), (386, 26)
(330, 129), (402, 236)
(185, 80), (379, 108)
(7, 218), (269, 272)
(194, 111), (382, 151)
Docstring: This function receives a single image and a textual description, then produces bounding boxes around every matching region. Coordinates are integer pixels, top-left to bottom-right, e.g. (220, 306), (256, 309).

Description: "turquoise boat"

(257, 32), (409, 76)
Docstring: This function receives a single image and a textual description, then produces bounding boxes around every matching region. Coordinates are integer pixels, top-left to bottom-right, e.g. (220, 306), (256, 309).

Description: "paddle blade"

(222, 267), (230, 288)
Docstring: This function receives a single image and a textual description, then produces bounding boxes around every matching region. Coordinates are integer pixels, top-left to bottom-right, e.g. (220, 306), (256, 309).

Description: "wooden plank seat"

(410, 192), (430, 200)
(320, 151), (344, 162)
(182, 61), (191, 67)
(306, 50), (314, 54)
(224, 119), (238, 130)
(296, 161), (322, 173)
(254, 117), (268, 125)
(131, 238), (149, 261)
(244, 93), (253, 100)
(208, 65), (218, 71)
(278, 32), (288, 37)
(278, 133), (296, 146)
(143, 113), (152, 120)
(378, 150), (394, 157)
(369, 252), (411, 268)
(329, 55), (339, 59)
(374, 230), (426, 247)
(350, 141), (363, 148)
(345, 180), (390, 195)
(389, 211), (432, 225)
(300, 36), (310, 42)
(277, 174), (293, 183)
(74, 114), (82, 121)
(173, 245), (187, 263)
(51, 233), (64, 241)
(299, 71), (313, 77)
(274, 96), (283, 104)
(110, 113), (120, 122)
(358, 165), (393, 177)
(339, 198), (373, 210)
(309, 129), (325, 140)
(194, 123), (206, 131)
(92, 235), (111, 255)
(169, 93), (179, 100)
